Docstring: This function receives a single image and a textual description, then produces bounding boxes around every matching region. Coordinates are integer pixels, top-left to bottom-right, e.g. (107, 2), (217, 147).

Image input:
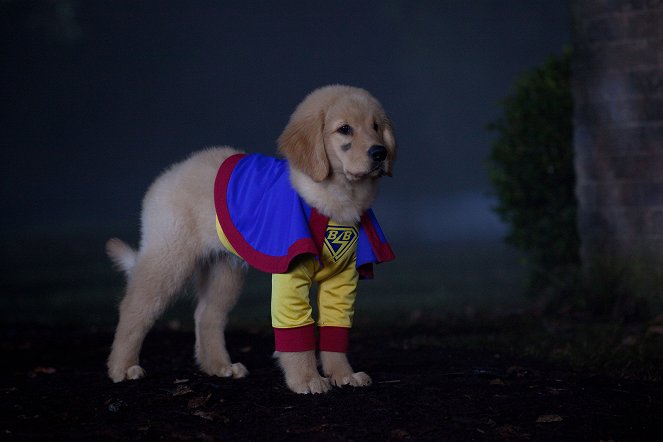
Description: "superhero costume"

(214, 153), (394, 352)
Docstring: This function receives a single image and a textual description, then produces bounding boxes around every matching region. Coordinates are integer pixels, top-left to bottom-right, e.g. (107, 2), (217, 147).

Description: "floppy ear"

(381, 117), (397, 177)
(278, 110), (329, 182)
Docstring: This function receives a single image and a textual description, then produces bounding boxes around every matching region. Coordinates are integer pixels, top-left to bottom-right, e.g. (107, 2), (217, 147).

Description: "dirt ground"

(2, 324), (663, 441)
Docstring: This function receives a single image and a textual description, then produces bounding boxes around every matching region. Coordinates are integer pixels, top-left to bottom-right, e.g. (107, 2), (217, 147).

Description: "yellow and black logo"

(324, 225), (358, 262)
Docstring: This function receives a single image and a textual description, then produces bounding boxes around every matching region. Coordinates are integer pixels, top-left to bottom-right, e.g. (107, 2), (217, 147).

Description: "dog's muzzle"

(367, 145), (389, 177)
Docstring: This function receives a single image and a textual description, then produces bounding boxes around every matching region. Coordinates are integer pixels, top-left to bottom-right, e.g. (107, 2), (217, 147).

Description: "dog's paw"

(329, 371), (372, 388)
(126, 365), (146, 380)
(109, 364), (146, 383)
(288, 375), (331, 394)
(202, 362), (249, 379)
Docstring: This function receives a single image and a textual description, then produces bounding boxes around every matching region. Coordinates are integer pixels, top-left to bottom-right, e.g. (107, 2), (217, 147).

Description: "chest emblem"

(324, 225), (359, 262)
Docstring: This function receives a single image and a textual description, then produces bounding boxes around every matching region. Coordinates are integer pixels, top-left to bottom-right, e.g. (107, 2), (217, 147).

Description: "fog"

(1, 0), (571, 242)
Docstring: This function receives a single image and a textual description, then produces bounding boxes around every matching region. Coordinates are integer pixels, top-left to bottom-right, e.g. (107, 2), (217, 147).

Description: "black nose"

(368, 145), (387, 162)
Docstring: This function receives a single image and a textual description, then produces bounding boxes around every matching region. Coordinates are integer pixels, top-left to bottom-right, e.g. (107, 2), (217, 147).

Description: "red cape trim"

(361, 214), (396, 263)
(214, 153), (322, 274)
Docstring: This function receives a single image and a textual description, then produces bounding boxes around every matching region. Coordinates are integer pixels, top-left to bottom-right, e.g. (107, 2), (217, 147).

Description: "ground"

(2, 323), (663, 441)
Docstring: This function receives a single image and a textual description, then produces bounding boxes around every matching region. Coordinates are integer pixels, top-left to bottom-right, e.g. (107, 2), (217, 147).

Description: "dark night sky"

(1, 0), (571, 241)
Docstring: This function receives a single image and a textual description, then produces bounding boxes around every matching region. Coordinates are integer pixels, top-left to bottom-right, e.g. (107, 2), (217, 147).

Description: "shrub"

(487, 49), (580, 296)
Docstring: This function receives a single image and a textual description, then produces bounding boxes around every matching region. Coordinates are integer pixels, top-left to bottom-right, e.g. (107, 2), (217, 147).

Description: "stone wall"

(573, 0), (663, 265)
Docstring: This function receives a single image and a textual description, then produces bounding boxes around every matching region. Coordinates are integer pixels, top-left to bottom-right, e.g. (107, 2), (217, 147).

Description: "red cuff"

(319, 326), (349, 353)
(274, 324), (316, 352)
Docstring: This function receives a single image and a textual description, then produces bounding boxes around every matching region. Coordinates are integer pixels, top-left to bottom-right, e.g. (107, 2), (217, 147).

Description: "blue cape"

(214, 153), (394, 279)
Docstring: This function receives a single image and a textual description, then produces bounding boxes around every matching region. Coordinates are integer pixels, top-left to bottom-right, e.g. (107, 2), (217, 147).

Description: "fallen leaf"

(547, 387), (566, 396)
(506, 366), (529, 378)
(621, 335), (638, 346)
(287, 424), (331, 434)
(172, 385), (194, 396)
(647, 325), (663, 336)
(536, 414), (563, 423)
(29, 367), (56, 377)
(496, 424), (529, 438)
(188, 394), (212, 409)
(490, 378), (505, 386)
(193, 410), (215, 421)
(193, 410), (229, 423)
(390, 428), (410, 439)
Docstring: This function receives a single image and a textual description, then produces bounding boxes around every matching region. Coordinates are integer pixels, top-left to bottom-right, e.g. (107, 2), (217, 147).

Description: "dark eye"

(373, 122), (379, 132)
(338, 124), (352, 136)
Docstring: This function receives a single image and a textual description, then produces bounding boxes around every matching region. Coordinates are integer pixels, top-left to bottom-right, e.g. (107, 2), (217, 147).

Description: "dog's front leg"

(320, 351), (371, 388)
(277, 351), (331, 394)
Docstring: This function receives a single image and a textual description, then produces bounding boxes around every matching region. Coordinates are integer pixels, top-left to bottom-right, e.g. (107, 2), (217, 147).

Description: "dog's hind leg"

(107, 247), (194, 382)
(193, 253), (249, 378)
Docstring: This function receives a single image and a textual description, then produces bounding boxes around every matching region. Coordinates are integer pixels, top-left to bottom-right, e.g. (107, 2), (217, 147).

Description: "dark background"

(0, 0), (572, 323)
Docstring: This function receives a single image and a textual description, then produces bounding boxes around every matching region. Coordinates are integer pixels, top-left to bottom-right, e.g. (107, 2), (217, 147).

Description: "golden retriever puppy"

(106, 85), (396, 394)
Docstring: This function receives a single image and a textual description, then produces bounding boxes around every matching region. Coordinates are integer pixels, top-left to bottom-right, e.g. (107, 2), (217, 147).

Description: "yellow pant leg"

(316, 260), (359, 328)
(315, 260), (358, 352)
(271, 256), (317, 329)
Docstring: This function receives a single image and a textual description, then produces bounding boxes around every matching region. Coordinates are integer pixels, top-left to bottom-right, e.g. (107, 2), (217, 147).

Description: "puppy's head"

(278, 85), (396, 183)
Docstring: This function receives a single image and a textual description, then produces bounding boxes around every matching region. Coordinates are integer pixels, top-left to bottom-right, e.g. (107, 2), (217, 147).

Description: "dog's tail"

(106, 238), (137, 277)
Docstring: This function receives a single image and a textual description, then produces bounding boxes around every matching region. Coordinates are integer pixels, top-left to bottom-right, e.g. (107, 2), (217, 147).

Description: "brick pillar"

(573, 0), (663, 266)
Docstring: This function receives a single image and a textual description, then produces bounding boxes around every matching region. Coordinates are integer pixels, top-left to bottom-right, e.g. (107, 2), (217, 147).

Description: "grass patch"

(399, 315), (663, 381)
